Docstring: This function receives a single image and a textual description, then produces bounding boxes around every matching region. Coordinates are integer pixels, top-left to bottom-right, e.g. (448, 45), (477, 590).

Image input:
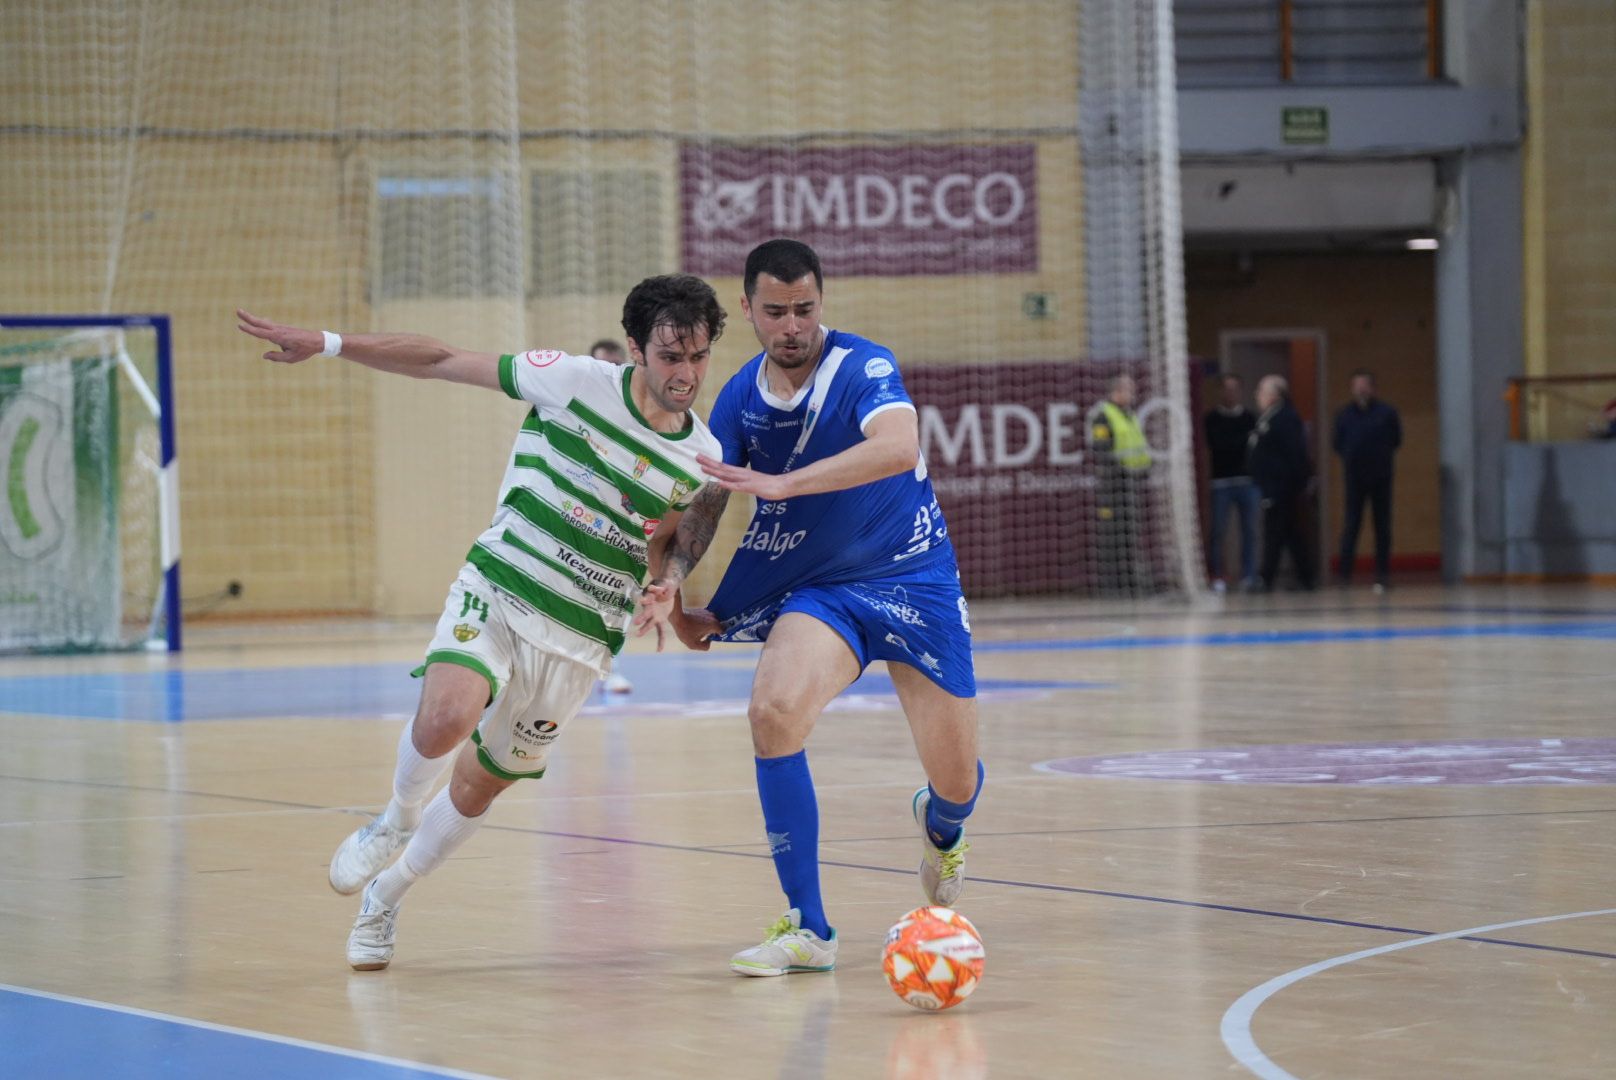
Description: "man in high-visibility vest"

(1090, 373), (1154, 595)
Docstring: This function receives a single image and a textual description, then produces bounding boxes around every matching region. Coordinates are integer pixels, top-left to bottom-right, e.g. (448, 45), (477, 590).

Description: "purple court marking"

(1035, 738), (1616, 786)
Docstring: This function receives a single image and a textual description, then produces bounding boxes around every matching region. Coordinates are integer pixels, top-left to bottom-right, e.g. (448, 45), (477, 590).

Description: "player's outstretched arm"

(236, 309), (502, 392)
(696, 408), (920, 500)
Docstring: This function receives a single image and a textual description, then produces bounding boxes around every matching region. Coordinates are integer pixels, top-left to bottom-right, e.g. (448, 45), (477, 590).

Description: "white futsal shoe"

(730, 909), (838, 976)
(329, 816), (413, 895)
(912, 787), (970, 906)
(347, 881), (400, 971)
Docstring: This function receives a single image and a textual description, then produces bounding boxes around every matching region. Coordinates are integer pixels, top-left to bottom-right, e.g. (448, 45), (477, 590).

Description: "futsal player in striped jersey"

(636, 239), (984, 977)
(236, 275), (725, 970)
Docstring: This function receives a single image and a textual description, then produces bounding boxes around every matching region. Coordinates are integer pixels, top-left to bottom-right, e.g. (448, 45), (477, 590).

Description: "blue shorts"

(714, 562), (976, 698)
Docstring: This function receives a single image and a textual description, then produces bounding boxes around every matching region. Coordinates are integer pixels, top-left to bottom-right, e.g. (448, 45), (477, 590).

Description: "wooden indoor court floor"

(2, 585), (1614, 1079)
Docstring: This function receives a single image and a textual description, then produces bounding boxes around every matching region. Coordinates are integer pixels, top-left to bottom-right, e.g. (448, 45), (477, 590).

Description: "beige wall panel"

(513, 0), (1080, 136)
(111, 140), (373, 613)
(1525, 0), (1616, 381)
(368, 300), (530, 616)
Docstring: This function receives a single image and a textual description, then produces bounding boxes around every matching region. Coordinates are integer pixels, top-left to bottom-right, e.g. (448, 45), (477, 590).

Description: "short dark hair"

(1350, 369), (1376, 383)
(621, 275), (726, 354)
(589, 338), (625, 359)
(744, 238), (823, 297)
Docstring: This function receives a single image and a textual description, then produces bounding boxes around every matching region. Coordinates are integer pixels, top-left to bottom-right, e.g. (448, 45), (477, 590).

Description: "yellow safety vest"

(1099, 401), (1152, 472)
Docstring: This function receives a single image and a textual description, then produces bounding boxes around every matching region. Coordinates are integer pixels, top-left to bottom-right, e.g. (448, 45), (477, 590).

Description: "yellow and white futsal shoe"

(912, 787), (970, 906)
(347, 881), (401, 971)
(329, 816), (412, 895)
(729, 909), (838, 977)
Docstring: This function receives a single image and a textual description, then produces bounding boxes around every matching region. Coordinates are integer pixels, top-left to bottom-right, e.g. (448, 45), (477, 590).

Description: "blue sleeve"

(709, 379), (747, 466)
(849, 351), (914, 431)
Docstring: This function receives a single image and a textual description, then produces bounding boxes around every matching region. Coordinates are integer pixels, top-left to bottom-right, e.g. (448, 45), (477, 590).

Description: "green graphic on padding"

(7, 416), (42, 540)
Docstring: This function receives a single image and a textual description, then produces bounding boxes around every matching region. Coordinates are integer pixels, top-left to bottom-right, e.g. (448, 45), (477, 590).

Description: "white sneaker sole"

(729, 959), (834, 977)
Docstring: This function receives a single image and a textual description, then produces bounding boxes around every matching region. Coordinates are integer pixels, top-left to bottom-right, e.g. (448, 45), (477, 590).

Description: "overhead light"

(1405, 237), (1439, 250)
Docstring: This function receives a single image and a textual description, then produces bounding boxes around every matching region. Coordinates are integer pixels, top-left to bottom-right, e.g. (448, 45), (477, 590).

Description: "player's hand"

(696, 453), (792, 502)
(634, 579), (677, 651)
(672, 605), (719, 653)
(236, 309), (323, 364)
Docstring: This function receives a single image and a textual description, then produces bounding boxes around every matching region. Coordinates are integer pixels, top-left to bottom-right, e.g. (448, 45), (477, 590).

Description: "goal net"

(2, 0), (1201, 614)
(0, 318), (177, 651)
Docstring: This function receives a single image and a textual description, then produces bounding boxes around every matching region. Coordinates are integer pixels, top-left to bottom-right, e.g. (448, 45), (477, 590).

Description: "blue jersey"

(707, 329), (953, 622)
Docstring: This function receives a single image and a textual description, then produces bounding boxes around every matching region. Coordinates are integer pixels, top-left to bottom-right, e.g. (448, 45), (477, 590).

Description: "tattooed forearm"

(660, 484), (729, 587)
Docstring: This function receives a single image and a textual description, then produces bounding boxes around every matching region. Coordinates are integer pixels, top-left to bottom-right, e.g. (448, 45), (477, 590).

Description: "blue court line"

(0, 659), (1100, 723)
(0, 984), (493, 1080)
(976, 604), (1616, 628)
(973, 619), (1616, 653)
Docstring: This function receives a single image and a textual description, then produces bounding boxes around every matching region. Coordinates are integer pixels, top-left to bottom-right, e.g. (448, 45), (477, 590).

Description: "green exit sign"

(1282, 106), (1328, 145)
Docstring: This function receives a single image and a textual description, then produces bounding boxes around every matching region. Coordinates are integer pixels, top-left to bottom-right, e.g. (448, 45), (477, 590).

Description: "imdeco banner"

(679, 144), (1039, 277)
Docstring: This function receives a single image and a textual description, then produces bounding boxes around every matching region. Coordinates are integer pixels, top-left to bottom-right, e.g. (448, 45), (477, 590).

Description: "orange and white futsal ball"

(881, 906), (985, 1011)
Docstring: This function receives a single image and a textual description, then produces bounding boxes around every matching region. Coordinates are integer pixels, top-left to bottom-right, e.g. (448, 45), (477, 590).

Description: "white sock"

(371, 787), (487, 907)
(382, 718), (452, 832)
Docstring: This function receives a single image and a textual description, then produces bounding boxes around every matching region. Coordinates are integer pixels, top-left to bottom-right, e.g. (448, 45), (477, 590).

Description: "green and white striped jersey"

(464, 349), (719, 670)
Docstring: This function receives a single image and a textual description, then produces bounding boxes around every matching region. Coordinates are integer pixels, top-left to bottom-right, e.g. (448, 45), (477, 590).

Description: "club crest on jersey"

(453, 623), (480, 643)
(669, 477), (695, 504)
(524, 349), (562, 368)
(865, 356), (894, 378)
(633, 454), (651, 479)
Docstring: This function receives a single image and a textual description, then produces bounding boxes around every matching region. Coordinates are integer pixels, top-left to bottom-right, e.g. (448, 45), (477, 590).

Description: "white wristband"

(320, 331), (343, 357)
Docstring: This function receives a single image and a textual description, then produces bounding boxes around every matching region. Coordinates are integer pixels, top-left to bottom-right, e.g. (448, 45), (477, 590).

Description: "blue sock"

(754, 751), (830, 939)
(926, 759), (985, 850)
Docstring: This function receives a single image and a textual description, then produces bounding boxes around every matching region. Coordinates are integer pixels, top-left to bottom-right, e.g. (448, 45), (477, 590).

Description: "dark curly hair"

(621, 275), (726, 354)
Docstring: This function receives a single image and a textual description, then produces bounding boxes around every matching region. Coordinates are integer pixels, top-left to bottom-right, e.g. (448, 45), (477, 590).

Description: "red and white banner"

(679, 144), (1039, 277)
(906, 361), (1178, 595)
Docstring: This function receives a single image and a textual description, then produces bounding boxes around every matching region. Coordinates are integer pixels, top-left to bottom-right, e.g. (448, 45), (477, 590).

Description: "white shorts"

(418, 567), (600, 781)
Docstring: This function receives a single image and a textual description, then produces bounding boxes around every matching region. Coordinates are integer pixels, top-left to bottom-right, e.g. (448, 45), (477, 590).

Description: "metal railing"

(1505, 373), (1616, 443)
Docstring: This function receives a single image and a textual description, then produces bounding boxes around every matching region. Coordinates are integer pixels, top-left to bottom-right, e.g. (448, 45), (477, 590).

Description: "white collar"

(754, 329), (835, 411)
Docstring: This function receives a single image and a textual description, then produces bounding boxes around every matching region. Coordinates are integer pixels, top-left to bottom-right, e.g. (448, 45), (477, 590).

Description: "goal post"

(0, 314), (180, 652)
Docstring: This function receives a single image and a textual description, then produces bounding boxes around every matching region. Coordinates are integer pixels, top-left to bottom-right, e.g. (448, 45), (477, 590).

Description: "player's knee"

(747, 694), (807, 754)
(411, 701), (481, 758)
(447, 768), (503, 818)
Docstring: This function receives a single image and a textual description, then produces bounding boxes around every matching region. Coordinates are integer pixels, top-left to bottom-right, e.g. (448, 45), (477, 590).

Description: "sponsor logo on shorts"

(857, 584), (927, 627)
(514, 719), (562, 747)
(721, 596), (785, 642)
(453, 623), (480, 643)
(865, 356), (894, 379)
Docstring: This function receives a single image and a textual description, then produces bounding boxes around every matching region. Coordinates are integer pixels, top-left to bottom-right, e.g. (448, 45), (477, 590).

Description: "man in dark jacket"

(1248, 374), (1315, 591)
(1203, 373), (1259, 593)
(1333, 370), (1401, 591)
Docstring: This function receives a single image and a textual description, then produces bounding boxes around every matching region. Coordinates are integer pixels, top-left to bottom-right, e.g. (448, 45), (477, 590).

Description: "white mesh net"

(1, 0), (1202, 615)
(0, 324), (167, 650)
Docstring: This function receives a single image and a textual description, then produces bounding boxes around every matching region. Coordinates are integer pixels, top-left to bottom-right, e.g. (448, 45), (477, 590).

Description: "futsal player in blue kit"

(635, 239), (985, 976)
